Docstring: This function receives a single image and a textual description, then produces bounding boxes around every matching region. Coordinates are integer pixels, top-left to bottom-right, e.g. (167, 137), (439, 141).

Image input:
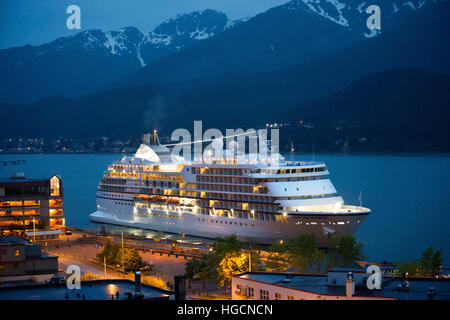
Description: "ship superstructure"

(90, 132), (370, 246)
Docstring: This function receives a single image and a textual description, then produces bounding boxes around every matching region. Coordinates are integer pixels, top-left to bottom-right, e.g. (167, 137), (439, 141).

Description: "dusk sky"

(0, 0), (290, 49)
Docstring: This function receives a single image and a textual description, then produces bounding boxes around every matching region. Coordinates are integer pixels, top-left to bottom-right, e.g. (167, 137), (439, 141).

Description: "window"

(14, 249), (20, 256)
(50, 176), (60, 196)
(247, 287), (254, 298)
(259, 289), (269, 300)
(236, 285), (242, 295)
(275, 293), (281, 300)
(287, 295), (294, 300)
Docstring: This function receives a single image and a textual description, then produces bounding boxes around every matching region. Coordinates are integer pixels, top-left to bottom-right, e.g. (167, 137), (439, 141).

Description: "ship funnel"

(142, 130), (160, 146)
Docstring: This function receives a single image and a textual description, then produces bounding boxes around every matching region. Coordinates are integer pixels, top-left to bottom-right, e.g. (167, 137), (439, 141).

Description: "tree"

(266, 243), (289, 271)
(431, 249), (443, 277)
(142, 275), (167, 289)
(185, 257), (201, 288)
(80, 270), (99, 281)
(327, 235), (365, 269)
(287, 234), (319, 272)
(397, 260), (420, 277)
(264, 234), (331, 273)
(312, 249), (327, 273)
(97, 244), (145, 272)
(121, 248), (145, 272)
(217, 253), (249, 294)
(183, 236), (262, 295)
(214, 235), (243, 258)
(266, 242), (290, 271)
(185, 254), (218, 291)
(419, 247), (443, 277)
(96, 242), (120, 266)
(197, 254), (217, 294)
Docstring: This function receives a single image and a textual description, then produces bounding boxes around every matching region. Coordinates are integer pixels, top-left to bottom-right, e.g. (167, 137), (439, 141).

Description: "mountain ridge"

(1, 0), (443, 103)
(0, 9), (240, 103)
(1, 67), (448, 152)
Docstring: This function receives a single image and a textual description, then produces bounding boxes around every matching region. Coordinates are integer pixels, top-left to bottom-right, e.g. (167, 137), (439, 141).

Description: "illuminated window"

(15, 249), (20, 256)
(50, 176), (60, 196)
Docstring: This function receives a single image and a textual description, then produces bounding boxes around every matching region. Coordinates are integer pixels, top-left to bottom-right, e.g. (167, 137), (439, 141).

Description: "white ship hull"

(90, 207), (368, 247)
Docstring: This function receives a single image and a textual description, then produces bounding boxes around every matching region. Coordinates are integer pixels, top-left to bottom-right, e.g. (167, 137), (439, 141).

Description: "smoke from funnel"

(143, 96), (169, 133)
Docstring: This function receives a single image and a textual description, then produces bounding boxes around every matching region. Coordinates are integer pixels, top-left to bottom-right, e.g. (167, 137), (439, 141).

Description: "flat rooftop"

(0, 177), (49, 183)
(0, 280), (173, 300)
(0, 236), (30, 245)
(235, 272), (450, 300)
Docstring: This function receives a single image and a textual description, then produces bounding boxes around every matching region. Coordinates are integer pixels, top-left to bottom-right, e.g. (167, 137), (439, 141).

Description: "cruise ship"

(90, 132), (370, 246)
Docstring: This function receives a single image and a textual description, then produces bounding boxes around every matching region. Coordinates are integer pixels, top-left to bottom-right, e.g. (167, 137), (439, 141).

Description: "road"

(46, 242), (188, 285)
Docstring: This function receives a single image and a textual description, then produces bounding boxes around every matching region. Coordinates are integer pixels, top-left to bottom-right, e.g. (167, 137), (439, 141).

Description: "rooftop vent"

(135, 271), (144, 300)
(427, 287), (436, 299)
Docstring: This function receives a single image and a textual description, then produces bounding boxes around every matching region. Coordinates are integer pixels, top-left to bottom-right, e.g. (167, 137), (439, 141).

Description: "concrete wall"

(25, 256), (58, 273)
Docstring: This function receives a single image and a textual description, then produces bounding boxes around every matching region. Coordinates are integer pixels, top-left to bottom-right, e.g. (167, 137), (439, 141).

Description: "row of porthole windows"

(114, 201), (132, 206)
(137, 211), (184, 220)
(103, 192), (124, 198)
(197, 217), (254, 227)
(295, 220), (359, 225)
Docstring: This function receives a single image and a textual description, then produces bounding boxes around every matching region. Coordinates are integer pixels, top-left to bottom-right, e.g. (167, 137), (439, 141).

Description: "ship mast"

(152, 129), (160, 145)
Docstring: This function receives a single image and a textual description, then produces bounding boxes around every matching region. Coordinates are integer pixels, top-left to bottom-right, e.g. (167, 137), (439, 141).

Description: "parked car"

(46, 275), (66, 284)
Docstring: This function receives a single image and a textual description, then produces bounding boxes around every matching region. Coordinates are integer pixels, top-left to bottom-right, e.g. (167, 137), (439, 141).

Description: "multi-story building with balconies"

(0, 174), (65, 238)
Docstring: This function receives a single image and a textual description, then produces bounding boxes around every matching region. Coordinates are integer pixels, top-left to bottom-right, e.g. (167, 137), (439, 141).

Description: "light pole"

(32, 218), (36, 243)
(249, 244), (252, 272)
(121, 231), (125, 278)
(104, 255), (107, 279)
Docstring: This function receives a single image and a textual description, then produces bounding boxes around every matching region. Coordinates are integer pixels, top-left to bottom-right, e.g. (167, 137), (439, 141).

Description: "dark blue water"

(1, 153), (449, 264)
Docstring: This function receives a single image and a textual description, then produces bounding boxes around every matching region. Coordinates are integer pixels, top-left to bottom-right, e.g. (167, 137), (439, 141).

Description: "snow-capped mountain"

(140, 9), (236, 65)
(1, 0), (448, 143)
(0, 9), (240, 102)
(282, 0), (440, 37)
(0, 1), (444, 103)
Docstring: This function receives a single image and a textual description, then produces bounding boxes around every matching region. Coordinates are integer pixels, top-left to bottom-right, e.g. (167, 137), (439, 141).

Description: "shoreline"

(1, 152), (450, 157)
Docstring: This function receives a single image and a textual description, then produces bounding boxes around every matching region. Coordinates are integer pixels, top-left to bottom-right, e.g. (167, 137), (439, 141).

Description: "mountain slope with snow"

(0, 10), (239, 103)
(285, 0), (440, 37)
(0, 1), (445, 103)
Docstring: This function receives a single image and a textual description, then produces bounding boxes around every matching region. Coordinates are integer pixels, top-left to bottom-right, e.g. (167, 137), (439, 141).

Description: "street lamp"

(32, 218), (36, 243)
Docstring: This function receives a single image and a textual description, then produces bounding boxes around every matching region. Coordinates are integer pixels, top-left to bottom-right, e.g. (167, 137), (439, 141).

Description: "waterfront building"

(0, 236), (58, 283)
(232, 271), (450, 300)
(0, 174), (65, 237)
